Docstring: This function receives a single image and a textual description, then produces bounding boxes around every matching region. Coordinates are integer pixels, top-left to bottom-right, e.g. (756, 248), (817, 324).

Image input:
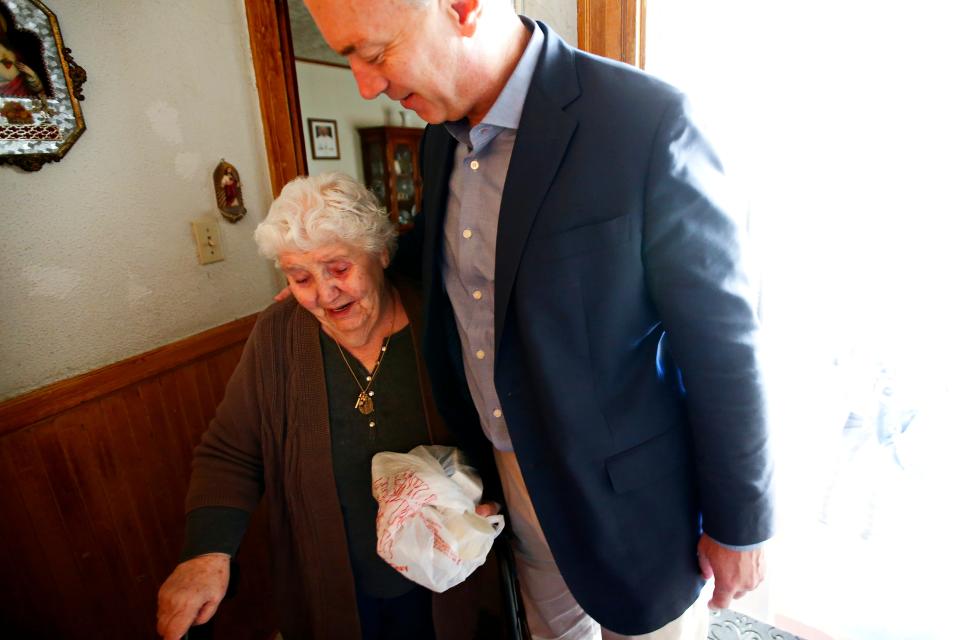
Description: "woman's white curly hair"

(254, 172), (397, 264)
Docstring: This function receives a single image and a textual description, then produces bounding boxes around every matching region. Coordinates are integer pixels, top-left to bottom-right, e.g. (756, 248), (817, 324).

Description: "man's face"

(305, 0), (471, 124)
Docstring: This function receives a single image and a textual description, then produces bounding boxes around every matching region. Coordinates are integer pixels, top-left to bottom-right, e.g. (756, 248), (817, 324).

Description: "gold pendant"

(355, 392), (374, 415)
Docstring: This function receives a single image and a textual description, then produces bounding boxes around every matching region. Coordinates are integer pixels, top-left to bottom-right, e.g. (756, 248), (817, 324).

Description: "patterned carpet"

(709, 609), (803, 640)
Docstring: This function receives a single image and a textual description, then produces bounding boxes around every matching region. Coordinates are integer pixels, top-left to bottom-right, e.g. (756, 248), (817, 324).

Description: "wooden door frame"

(578, 0), (646, 68)
(243, 0), (645, 195)
(244, 0), (306, 196)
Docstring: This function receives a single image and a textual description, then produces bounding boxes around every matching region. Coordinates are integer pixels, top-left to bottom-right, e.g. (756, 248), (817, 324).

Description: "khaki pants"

(493, 449), (708, 640)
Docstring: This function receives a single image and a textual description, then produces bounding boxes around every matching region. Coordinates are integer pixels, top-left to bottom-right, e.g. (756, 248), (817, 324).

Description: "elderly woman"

(156, 173), (493, 640)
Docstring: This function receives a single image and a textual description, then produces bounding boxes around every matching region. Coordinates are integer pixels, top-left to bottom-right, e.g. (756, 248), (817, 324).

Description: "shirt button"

(475, 350), (485, 360)
(462, 229), (473, 239)
(493, 409), (503, 418)
(472, 290), (482, 300)
(470, 160), (480, 171)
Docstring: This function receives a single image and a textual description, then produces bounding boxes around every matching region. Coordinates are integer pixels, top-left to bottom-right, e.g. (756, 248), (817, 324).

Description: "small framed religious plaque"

(213, 159), (247, 223)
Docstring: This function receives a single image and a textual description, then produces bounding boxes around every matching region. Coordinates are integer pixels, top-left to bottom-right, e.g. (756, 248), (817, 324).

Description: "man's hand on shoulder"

(274, 286), (292, 302)
(697, 534), (765, 610)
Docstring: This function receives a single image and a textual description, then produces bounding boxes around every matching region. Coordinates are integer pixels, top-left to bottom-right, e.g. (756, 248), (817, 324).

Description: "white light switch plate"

(191, 219), (224, 265)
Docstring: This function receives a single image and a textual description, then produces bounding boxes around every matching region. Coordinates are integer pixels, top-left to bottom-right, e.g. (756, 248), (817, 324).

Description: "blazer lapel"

(418, 125), (467, 386)
(420, 126), (458, 300)
(495, 23), (580, 356)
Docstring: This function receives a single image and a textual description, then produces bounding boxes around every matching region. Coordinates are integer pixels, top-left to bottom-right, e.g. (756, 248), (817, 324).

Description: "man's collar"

(445, 16), (544, 140)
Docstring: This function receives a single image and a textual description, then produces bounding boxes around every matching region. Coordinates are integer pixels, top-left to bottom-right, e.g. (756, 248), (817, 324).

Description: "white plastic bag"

(371, 445), (504, 593)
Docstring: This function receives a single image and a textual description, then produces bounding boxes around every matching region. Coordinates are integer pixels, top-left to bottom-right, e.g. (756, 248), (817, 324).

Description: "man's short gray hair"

(254, 172), (397, 264)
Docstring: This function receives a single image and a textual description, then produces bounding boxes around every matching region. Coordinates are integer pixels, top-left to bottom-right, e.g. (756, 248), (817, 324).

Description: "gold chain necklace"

(333, 290), (395, 419)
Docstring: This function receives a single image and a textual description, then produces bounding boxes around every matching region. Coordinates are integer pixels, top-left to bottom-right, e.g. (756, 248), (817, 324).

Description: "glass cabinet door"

(366, 141), (387, 207)
(359, 127), (423, 231)
(393, 143), (416, 226)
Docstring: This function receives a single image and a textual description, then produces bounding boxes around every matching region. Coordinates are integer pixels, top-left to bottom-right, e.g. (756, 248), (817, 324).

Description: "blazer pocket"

(526, 213), (635, 264)
(605, 426), (690, 494)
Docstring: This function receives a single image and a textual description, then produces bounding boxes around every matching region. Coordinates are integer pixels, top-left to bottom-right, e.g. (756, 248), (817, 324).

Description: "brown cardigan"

(185, 277), (468, 639)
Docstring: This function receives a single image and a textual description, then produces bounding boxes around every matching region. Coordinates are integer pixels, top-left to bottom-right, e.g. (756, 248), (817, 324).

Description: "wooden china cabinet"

(357, 126), (424, 233)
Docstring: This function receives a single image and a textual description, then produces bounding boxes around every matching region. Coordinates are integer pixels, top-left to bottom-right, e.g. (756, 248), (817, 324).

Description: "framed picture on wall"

(0, 0), (87, 172)
(307, 118), (340, 160)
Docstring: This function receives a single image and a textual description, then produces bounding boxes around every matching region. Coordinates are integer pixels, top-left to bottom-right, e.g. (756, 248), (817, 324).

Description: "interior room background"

(2, 0), (956, 638)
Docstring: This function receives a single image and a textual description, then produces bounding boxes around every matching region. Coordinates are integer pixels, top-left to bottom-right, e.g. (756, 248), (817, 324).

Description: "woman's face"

(278, 241), (390, 348)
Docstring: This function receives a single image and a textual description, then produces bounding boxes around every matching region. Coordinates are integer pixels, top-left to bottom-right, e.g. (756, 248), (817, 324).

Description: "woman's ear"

(380, 248), (390, 269)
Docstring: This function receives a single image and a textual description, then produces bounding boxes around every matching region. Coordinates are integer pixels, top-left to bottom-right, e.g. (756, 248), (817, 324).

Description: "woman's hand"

(13, 61), (42, 93)
(156, 553), (230, 640)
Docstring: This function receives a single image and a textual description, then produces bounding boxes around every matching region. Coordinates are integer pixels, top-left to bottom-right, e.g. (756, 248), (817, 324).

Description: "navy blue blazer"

(413, 23), (774, 635)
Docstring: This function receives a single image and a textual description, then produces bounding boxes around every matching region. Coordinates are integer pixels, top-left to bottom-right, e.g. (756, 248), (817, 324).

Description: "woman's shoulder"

(241, 297), (316, 380)
(250, 296), (305, 344)
(255, 294), (298, 324)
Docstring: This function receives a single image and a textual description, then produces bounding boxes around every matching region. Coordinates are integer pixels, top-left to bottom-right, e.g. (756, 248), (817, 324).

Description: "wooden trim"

(577, 0), (645, 67)
(244, 0), (306, 196)
(637, 0), (647, 69)
(277, 0), (307, 172)
(0, 314), (258, 436)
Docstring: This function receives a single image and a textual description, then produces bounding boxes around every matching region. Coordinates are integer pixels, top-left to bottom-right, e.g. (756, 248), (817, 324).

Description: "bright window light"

(646, 2), (960, 638)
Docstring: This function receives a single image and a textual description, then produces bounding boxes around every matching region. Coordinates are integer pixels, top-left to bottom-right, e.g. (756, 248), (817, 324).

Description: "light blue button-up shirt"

(441, 18), (543, 452)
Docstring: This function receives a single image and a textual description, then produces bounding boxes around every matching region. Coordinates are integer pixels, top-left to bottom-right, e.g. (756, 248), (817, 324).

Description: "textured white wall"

(0, 0), (277, 400)
(0, 0), (577, 401)
(296, 61), (427, 181)
(520, 0), (578, 44)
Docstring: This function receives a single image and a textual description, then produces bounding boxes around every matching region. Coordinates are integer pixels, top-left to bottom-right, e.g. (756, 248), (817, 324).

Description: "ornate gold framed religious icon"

(0, 0), (86, 172)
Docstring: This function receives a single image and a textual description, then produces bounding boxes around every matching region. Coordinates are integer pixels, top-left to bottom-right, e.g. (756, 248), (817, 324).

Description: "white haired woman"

(156, 173), (497, 640)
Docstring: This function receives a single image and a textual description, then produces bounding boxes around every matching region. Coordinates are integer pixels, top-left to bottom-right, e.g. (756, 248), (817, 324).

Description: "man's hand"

(156, 553), (230, 640)
(273, 287), (292, 302)
(697, 535), (765, 610)
(474, 501), (501, 517)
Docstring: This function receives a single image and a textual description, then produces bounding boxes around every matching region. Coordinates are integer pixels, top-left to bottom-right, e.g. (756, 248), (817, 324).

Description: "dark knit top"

(321, 326), (430, 598)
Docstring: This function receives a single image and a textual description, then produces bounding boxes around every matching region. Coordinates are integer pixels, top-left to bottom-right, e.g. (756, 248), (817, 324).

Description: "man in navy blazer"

(310, 0), (773, 636)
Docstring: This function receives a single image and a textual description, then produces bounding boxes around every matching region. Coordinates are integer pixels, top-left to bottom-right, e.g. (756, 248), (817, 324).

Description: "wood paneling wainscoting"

(0, 315), (278, 639)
